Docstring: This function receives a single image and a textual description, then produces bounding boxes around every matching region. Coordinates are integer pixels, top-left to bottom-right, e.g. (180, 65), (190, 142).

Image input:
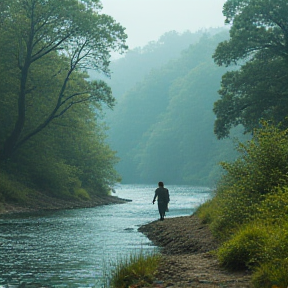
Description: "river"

(0, 184), (212, 288)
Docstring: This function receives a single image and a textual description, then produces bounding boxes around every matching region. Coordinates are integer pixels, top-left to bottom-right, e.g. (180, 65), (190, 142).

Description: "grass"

(109, 250), (161, 288)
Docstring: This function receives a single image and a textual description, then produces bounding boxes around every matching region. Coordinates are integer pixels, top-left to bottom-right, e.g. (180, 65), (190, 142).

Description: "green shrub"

(252, 258), (288, 288)
(221, 122), (288, 196)
(211, 189), (260, 240)
(110, 250), (161, 288)
(74, 187), (90, 200)
(196, 122), (288, 282)
(0, 170), (29, 203)
(250, 221), (288, 288)
(204, 122), (288, 241)
(266, 222), (288, 260)
(253, 186), (288, 225)
(217, 223), (268, 270)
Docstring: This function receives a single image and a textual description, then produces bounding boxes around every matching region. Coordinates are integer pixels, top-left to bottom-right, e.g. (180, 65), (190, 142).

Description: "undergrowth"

(196, 122), (288, 287)
(0, 170), (30, 205)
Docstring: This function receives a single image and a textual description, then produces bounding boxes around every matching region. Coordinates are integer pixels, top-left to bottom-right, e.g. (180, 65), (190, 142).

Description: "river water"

(0, 184), (212, 288)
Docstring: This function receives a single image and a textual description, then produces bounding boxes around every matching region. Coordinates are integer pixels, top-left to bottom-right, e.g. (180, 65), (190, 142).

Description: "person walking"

(152, 182), (170, 221)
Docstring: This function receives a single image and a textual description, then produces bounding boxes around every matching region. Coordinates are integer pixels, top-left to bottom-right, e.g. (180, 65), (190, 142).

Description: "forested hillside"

(0, 0), (126, 208)
(103, 28), (225, 100)
(106, 29), (249, 185)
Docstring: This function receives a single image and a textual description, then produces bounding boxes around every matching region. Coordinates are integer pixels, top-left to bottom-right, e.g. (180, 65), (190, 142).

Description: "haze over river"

(0, 184), (212, 288)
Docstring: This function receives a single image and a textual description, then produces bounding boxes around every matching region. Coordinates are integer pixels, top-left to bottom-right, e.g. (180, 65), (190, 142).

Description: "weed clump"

(109, 250), (161, 288)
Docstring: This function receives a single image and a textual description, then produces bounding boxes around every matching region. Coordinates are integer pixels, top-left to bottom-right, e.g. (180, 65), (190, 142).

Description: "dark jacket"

(153, 187), (170, 203)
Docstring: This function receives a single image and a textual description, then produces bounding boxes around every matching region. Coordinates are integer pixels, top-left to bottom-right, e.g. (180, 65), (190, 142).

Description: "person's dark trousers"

(158, 201), (167, 220)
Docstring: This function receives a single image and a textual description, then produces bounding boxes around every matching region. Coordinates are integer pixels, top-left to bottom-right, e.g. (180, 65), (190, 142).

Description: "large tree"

(0, 0), (127, 161)
(213, 0), (288, 138)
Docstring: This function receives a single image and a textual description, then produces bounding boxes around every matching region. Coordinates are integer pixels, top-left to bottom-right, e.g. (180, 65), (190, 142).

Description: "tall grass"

(109, 250), (161, 288)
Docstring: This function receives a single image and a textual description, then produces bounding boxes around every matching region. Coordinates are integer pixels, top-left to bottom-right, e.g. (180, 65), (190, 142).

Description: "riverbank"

(139, 215), (252, 288)
(0, 191), (129, 215)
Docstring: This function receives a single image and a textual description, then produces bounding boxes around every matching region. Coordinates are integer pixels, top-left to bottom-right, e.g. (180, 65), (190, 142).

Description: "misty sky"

(101, 0), (227, 49)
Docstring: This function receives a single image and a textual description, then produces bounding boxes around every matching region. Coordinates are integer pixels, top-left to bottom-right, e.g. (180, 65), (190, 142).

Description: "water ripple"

(0, 184), (211, 287)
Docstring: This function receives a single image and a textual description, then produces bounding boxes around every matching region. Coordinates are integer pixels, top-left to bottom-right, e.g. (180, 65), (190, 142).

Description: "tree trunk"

(0, 32), (33, 162)
(0, 69), (29, 162)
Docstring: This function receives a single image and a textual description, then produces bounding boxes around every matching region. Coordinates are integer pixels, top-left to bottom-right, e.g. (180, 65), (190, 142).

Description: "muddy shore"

(0, 192), (129, 215)
(139, 215), (252, 288)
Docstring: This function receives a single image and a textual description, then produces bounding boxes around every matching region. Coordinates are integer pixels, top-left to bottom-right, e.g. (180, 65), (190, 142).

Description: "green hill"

(105, 29), (249, 186)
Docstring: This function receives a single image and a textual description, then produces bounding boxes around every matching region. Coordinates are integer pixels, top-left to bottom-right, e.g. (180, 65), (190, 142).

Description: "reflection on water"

(0, 184), (211, 287)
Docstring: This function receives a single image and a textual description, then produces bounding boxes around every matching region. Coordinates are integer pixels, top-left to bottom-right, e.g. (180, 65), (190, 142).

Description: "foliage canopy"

(0, 0), (127, 200)
(213, 0), (288, 138)
(0, 0), (127, 161)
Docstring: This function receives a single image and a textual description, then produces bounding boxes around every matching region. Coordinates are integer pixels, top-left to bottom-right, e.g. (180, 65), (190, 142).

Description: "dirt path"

(139, 215), (252, 288)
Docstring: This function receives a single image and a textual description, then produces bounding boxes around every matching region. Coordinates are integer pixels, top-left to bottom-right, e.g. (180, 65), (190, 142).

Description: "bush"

(253, 186), (288, 225)
(74, 187), (90, 200)
(211, 189), (261, 240)
(0, 170), (30, 203)
(196, 122), (288, 283)
(221, 122), (288, 196)
(250, 220), (288, 287)
(110, 250), (161, 288)
(217, 223), (268, 270)
(252, 259), (288, 288)
(202, 122), (288, 240)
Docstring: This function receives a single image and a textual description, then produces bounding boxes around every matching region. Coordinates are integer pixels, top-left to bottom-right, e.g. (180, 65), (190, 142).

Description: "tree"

(14, 102), (120, 196)
(213, 0), (288, 138)
(214, 0), (288, 65)
(0, 0), (127, 161)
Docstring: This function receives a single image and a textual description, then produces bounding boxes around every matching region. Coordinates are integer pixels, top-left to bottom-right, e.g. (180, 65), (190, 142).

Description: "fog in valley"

(96, 0), (248, 186)
(101, 0), (227, 49)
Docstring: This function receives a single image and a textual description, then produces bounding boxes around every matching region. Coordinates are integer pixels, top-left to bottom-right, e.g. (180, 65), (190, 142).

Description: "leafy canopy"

(0, 0), (126, 199)
(214, 0), (288, 66)
(0, 0), (127, 161)
(213, 0), (288, 138)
